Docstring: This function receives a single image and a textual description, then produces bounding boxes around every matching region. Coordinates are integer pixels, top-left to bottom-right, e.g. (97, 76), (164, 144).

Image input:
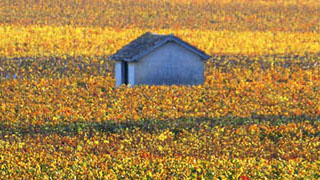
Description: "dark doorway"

(122, 61), (128, 85)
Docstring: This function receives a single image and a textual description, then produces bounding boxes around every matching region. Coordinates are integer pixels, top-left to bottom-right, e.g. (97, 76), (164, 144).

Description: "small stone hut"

(110, 32), (211, 87)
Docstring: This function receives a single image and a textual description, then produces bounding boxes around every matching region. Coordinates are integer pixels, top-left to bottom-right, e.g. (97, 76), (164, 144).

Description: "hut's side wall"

(115, 61), (122, 87)
(134, 42), (204, 85)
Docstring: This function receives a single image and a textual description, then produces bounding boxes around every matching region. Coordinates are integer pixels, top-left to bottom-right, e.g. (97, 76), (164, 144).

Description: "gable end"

(110, 32), (211, 62)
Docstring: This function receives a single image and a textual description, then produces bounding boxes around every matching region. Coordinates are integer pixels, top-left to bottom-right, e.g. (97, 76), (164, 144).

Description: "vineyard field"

(0, 0), (320, 179)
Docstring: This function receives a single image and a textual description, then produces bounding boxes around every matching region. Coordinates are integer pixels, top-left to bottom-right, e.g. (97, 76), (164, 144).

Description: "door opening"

(122, 61), (128, 85)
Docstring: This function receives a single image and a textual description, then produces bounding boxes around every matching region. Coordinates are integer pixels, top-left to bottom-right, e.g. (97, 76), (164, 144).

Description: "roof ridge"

(150, 32), (168, 36)
(110, 32), (210, 61)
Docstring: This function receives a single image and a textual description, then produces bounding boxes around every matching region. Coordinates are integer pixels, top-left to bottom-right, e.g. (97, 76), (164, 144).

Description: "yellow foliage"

(0, 123), (319, 179)
(0, 0), (320, 179)
(0, 26), (320, 58)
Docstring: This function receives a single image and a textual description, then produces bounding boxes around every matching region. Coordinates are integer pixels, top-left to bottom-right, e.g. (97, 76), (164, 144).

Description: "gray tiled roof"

(110, 32), (211, 62)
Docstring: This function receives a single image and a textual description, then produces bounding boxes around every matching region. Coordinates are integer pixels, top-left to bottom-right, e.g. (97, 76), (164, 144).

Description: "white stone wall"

(133, 42), (205, 85)
(115, 61), (122, 87)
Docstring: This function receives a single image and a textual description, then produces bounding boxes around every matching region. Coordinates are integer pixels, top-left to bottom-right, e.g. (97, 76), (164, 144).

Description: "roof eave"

(202, 54), (211, 61)
(201, 54), (211, 60)
(110, 56), (116, 61)
(109, 55), (135, 62)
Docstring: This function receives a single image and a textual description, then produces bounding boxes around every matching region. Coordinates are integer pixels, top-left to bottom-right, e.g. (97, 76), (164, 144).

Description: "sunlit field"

(0, 0), (320, 179)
